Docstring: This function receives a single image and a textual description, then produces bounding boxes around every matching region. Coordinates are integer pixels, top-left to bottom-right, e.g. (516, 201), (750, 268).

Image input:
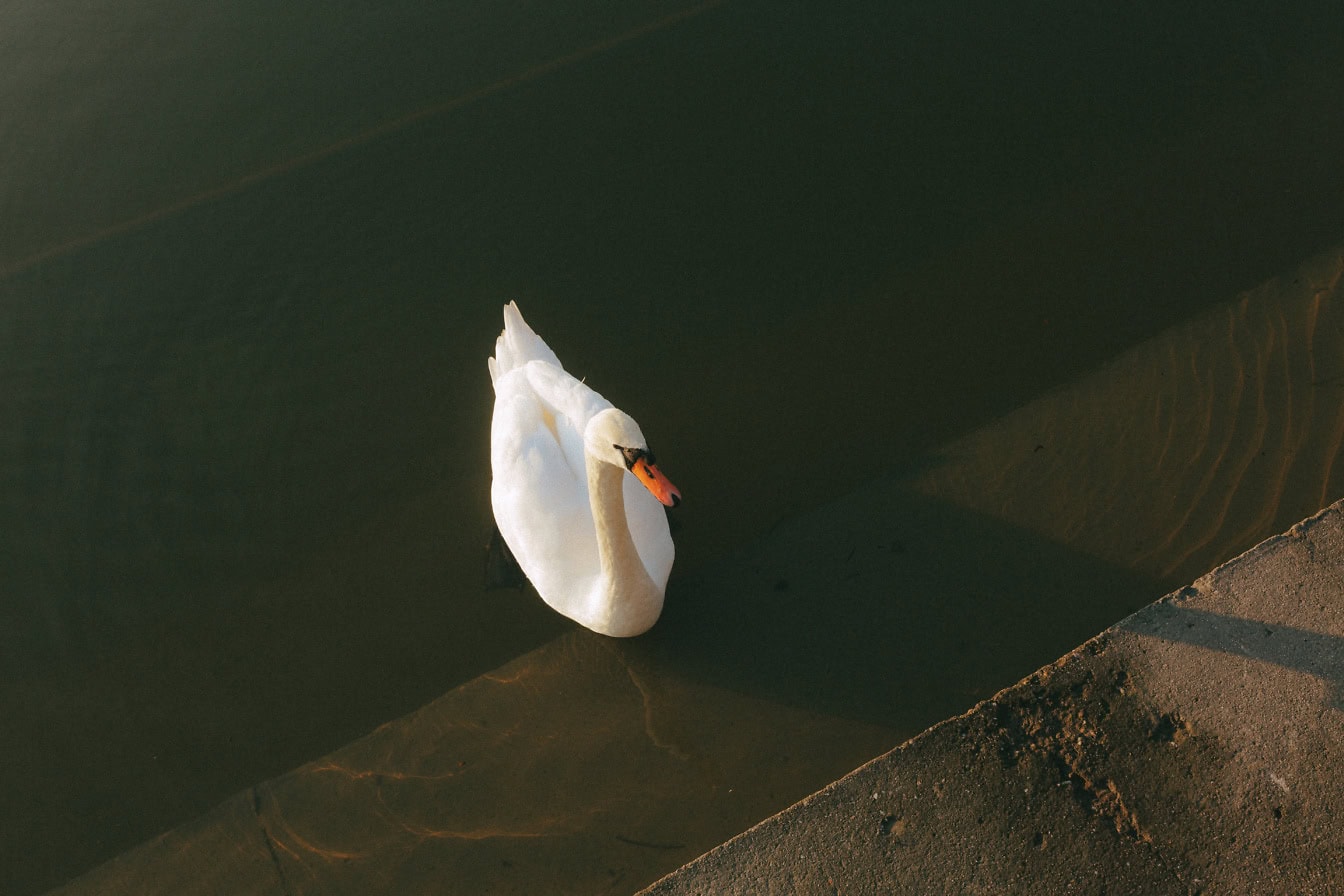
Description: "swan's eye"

(616, 445), (656, 470)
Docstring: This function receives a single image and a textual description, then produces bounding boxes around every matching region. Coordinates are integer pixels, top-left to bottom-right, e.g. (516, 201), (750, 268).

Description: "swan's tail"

(488, 301), (562, 385)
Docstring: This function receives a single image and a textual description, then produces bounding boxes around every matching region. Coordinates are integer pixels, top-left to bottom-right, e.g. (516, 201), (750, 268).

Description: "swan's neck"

(586, 454), (662, 636)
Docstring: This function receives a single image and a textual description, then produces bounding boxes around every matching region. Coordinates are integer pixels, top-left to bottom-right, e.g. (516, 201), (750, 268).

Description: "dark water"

(4, 1), (1344, 893)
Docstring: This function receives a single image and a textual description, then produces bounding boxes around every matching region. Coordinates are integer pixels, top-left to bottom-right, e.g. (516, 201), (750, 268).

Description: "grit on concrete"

(641, 500), (1344, 895)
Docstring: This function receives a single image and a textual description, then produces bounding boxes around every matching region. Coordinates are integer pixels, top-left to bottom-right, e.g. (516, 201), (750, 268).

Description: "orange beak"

(632, 458), (681, 508)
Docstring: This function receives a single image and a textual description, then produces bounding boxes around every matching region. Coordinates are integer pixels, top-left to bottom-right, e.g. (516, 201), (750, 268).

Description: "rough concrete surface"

(642, 500), (1344, 895)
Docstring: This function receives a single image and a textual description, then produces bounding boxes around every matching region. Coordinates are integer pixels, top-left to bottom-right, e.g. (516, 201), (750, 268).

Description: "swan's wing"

(521, 359), (613, 436)
(490, 366), (600, 609)
(488, 301), (612, 434)
(489, 301), (561, 384)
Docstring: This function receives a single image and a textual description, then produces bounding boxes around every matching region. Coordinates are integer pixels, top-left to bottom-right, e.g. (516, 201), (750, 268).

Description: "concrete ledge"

(642, 500), (1344, 895)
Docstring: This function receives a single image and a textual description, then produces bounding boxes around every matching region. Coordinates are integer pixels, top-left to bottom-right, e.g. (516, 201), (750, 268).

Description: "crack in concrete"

(251, 786), (296, 896)
(626, 662), (691, 761)
(599, 642), (691, 762)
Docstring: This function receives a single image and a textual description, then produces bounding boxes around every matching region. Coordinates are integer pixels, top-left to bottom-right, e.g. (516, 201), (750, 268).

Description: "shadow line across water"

(624, 486), (1164, 736)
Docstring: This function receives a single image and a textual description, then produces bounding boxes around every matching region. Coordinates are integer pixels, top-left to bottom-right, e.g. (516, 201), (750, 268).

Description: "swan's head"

(584, 408), (681, 508)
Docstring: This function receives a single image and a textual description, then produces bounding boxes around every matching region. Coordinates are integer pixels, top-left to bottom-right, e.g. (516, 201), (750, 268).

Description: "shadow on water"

(634, 485), (1163, 734)
(4, 0), (1344, 893)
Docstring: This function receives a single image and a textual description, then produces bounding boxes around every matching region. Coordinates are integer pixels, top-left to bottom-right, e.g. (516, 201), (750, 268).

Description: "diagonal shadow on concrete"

(1119, 605), (1344, 709)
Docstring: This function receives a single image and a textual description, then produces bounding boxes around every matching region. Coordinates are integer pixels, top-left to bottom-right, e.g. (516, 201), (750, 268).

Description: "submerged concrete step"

(52, 500), (1343, 896)
(641, 499), (1344, 895)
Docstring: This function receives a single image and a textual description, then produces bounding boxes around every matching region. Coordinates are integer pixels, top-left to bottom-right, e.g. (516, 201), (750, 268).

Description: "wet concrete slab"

(50, 499), (1344, 896)
(641, 499), (1344, 895)
(46, 633), (895, 896)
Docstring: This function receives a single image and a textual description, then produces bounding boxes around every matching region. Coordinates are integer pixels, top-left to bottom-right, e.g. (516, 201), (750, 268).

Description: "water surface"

(4, 1), (1344, 893)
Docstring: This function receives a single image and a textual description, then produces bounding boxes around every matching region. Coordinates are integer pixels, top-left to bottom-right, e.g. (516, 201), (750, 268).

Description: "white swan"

(488, 302), (680, 637)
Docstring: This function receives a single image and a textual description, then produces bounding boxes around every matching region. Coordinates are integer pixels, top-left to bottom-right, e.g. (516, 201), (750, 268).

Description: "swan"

(488, 301), (681, 637)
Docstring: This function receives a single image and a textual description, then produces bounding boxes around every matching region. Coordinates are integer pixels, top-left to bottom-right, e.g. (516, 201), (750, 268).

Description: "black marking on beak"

(617, 445), (654, 470)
